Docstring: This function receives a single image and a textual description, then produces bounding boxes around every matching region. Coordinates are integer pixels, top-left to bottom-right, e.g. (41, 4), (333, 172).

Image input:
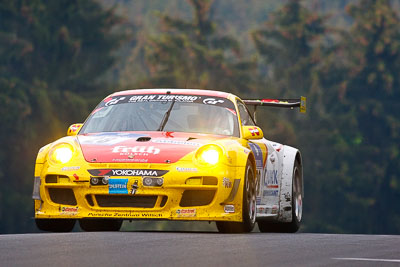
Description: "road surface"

(1, 232), (399, 266)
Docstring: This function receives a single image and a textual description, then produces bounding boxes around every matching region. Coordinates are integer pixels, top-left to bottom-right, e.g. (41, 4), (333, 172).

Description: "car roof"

(110, 88), (236, 99)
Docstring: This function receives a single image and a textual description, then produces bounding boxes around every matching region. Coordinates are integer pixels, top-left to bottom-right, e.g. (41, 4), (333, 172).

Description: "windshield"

(80, 94), (239, 137)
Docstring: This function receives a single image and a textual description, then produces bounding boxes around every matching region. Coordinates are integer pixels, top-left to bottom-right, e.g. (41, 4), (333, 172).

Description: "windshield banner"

(100, 94), (235, 109)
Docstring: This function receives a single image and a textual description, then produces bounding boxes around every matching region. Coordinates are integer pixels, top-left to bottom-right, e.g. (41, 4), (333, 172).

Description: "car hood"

(77, 132), (226, 164)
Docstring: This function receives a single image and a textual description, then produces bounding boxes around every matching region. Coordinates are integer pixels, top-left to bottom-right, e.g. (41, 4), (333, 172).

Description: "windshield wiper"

(157, 98), (176, 131)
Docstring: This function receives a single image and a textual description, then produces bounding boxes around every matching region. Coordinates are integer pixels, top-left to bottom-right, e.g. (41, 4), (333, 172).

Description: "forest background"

(1, 0), (399, 234)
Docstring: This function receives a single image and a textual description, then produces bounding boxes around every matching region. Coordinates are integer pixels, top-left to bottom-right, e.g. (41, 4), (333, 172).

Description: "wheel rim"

(294, 167), (302, 222)
(246, 166), (256, 224)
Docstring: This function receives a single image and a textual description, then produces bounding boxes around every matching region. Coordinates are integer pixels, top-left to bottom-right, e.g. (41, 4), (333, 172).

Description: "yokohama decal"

(88, 169), (168, 177)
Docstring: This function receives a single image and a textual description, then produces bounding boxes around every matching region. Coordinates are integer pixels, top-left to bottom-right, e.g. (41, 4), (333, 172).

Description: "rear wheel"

(79, 219), (123, 232)
(217, 161), (256, 233)
(258, 160), (302, 233)
(35, 219), (76, 232)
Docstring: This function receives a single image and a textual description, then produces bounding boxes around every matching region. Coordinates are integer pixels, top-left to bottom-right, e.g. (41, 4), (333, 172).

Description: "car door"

(237, 100), (280, 216)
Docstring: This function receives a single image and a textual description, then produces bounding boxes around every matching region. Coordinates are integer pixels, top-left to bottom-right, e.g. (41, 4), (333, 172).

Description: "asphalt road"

(1, 231), (399, 267)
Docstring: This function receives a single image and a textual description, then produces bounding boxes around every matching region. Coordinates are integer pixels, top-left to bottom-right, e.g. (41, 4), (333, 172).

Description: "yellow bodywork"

(33, 94), (268, 223)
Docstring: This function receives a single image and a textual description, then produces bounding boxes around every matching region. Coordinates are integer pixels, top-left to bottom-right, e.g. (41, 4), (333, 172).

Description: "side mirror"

(67, 123), (83, 136)
(242, 126), (264, 140)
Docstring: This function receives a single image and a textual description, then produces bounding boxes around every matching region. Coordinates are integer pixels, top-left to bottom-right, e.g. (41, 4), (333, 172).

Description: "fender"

(277, 145), (302, 222)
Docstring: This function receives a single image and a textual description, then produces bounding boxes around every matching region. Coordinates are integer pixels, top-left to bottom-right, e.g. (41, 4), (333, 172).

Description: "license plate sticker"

(108, 178), (128, 194)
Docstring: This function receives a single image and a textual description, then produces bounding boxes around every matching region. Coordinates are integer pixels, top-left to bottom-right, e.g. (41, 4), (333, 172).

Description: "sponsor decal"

(257, 207), (265, 213)
(272, 143), (283, 152)
(60, 207), (78, 216)
(249, 127), (260, 136)
(224, 205), (235, 213)
(61, 166), (80, 171)
(105, 96), (126, 106)
(203, 98), (224, 105)
(264, 169), (279, 188)
(88, 169), (168, 177)
(68, 124), (81, 134)
(109, 178), (128, 194)
(128, 95), (157, 102)
(263, 189), (279, 197)
(129, 95), (198, 103)
(99, 94), (235, 109)
(223, 177), (232, 188)
(152, 139), (201, 146)
(271, 205), (278, 214)
(176, 208), (196, 217)
(130, 180), (139, 195)
(87, 212), (163, 218)
(176, 167), (198, 172)
(112, 145), (160, 155)
(249, 143), (263, 169)
(256, 196), (261, 205)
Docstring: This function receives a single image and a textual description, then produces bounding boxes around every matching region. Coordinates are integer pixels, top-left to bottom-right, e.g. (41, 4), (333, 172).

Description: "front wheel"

(216, 161), (256, 233)
(35, 219), (76, 232)
(79, 219), (123, 232)
(258, 160), (302, 233)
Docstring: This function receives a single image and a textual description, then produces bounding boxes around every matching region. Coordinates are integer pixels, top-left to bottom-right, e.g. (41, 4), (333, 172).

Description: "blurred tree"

(331, 0), (400, 233)
(143, 0), (256, 94)
(0, 0), (126, 233)
(253, 0), (400, 234)
(252, 0), (326, 97)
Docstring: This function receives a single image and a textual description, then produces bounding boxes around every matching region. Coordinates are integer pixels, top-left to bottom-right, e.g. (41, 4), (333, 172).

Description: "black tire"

(35, 219), (76, 232)
(79, 219), (123, 232)
(258, 160), (302, 233)
(217, 161), (256, 233)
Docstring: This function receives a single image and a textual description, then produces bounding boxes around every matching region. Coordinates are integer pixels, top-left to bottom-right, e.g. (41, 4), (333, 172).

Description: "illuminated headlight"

(195, 145), (223, 165)
(49, 143), (74, 164)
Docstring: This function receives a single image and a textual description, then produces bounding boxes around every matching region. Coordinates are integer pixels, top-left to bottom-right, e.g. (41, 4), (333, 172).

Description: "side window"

(237, 101), (256, 126)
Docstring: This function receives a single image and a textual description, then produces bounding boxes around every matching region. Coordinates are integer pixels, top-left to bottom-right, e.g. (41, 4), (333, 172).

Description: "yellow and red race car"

(32, 89), (305, 233)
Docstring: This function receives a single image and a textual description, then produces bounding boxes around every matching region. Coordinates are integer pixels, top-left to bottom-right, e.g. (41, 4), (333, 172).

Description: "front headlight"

(49, 143), (74, 164)
(195, 145), (223, 166)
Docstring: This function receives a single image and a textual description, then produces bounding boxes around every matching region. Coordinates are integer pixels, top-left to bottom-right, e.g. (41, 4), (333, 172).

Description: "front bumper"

(34, 161), (245, 222)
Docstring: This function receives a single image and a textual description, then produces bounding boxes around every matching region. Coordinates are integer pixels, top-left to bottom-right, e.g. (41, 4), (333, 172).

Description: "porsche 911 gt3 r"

(32, 89), (305, 233)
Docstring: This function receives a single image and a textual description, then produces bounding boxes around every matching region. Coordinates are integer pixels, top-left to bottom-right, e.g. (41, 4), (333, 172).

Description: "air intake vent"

(45, 175), (69, 183)
(95, 195), (157, 208)
(136, 136), (151, 142)
(180, 190), (215, 207)
(48, 188), (77, 205)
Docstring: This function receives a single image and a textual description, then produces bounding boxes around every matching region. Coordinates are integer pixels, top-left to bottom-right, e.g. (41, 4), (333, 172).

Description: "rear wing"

(243, 97), (306, 123)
